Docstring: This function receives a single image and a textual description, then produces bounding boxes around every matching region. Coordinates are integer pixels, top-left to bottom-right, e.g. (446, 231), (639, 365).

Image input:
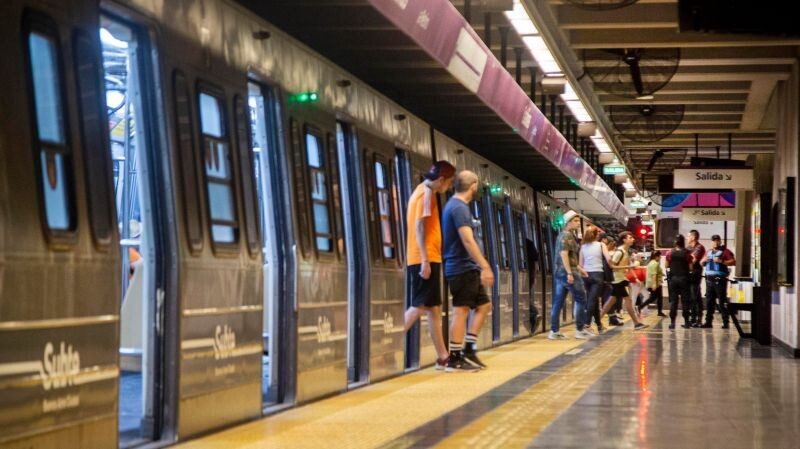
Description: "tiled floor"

(175, 315), (800, 449)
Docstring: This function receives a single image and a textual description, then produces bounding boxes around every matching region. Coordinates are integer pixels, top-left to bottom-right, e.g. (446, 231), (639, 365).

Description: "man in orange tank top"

(404, 161), (456, 370)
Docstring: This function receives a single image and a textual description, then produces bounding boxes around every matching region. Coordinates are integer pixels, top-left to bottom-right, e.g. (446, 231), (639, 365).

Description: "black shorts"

(447, 270), (491, 309)
(408, 263), (442, 308)
(611, 280), (630, 299)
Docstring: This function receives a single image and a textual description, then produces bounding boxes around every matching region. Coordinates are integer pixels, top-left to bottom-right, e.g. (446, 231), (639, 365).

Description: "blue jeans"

(552, 271), (587, 332)
(583, 272), (605, 327)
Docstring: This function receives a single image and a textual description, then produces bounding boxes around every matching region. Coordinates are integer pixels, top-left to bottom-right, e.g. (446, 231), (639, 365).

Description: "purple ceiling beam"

(368, 0), (628, 224)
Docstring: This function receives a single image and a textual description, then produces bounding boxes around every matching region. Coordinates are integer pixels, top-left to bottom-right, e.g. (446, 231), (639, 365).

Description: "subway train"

(0, 0), (589, 447)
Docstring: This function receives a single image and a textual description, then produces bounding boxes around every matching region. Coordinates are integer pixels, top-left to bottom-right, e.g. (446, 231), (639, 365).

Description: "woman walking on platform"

(599, 232), (648, 330)
(579, 227), (607, 333)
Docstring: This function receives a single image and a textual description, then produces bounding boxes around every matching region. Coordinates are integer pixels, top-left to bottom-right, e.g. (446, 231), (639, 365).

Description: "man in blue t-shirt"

(442, 170), (494, 372)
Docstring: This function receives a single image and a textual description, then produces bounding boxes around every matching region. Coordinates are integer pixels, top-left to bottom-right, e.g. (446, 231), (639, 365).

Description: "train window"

(374, 157), (396, 259)
(471, 200), (486, 256)
(173, 71), (204, 252)
(515, 213), (527, 269)
(305, 130), (333, 253)
(327, 133), (345, 257)
(288, 119), (311, 258)
(74, 32), (114, 248)
(495, 205), (509, 268)
(234, 94), (260, 256)
(198, 90), (239, 245)
(25, 28), (76, 234)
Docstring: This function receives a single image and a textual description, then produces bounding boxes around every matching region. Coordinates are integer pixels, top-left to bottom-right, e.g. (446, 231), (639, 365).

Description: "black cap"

(711, 234), (721, 241)
(423, 160), (456, 180)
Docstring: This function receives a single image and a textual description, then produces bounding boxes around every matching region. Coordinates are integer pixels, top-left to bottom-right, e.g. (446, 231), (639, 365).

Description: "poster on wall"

(777, 177), (795, 286)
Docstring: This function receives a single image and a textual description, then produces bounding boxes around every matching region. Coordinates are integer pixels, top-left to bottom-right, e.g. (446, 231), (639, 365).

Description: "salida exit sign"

(673, 168), (753, 190)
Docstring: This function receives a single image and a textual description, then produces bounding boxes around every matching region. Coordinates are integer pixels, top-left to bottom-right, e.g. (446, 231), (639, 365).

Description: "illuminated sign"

(602, 164), (626, 175)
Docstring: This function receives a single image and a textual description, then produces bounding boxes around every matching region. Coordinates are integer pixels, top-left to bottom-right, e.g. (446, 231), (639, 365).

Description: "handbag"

(601, 251), (614, 283)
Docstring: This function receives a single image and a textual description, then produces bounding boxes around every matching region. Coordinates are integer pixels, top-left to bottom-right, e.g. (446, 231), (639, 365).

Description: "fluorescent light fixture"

(622, 181), (635, 190)
(565, 100), (592, 122)
(560, 83), (579, 102)
(522, 36), (562, 75)
(504, 1), (538, 35)
(592, 138), (612, 153)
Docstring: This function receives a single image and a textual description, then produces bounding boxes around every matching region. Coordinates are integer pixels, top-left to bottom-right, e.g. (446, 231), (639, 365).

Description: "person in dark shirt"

(700, 235), (736, 328)
(665, 234), (693, 329)
(442, 170), (494, 372)
(687, 230), (706, 327)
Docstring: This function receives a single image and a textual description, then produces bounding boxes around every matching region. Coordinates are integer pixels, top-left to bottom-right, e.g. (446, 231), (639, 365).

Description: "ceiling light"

(623, 181), (635, 190)
(636, 94), (654, 101)
(504, 1), (538, 35)
(522, 36), (562, 75)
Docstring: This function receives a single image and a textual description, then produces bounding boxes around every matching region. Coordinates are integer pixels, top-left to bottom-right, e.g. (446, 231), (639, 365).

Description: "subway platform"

(175, 315), (800, 449)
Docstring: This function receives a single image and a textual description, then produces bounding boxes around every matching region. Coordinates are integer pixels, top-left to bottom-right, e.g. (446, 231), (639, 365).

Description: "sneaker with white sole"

(434, 356), (449, 371)
(445, 355), (480, 372)
(548, 331), (567, 340)
(634, 323), (649, 331)
(574, 330), (592, 339)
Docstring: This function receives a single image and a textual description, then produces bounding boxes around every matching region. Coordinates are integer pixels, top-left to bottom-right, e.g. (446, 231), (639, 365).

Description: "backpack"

(601, 251), (614, 283)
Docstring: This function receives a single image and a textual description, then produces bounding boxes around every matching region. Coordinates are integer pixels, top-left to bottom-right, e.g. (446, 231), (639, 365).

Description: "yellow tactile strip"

(434, 314), (661, 449)
(175, 326), (594, 449)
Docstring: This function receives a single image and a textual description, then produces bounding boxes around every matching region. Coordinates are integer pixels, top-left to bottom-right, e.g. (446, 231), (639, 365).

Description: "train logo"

(382, 312), (394, 334)
(316, 316), (332, 343)
(38, 342), (80, 391)
(213, 325), (236, 360)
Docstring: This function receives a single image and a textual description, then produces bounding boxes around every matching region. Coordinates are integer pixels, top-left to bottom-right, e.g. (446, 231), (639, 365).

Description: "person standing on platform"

(442, 170), (493, 372)
(701, 235), (736, 329)
(403, 160), (455, 371)
(579, 227), (607, 334)
(549, 210), (589, 340)
(600, 232), (648, 330)
(687, 230), (706, 327)
(666, 235), (693, 330)
(641, 251), (666, 317)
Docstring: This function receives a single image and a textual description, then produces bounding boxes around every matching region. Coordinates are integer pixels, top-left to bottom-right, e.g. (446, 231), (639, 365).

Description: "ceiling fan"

(583, 48), (681, 99)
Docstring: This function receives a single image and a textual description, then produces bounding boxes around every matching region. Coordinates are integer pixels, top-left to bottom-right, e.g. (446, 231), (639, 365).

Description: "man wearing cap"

(404, 160), (456, 370)
(549, 210), (590, 340)
(701, 235), (736, 329)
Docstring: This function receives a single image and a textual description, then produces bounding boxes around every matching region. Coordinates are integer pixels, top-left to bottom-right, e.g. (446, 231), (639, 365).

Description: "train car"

(0, 0), (573, 447)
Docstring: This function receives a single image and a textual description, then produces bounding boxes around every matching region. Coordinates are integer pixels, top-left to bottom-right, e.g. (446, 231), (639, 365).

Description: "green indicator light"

(569, 178), (580, 186)
(289, 92), (319, 103)
(490, 184), (503, 195)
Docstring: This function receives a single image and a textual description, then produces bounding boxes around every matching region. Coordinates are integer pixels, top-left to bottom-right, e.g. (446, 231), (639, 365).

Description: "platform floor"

(175, 314), (800, 449)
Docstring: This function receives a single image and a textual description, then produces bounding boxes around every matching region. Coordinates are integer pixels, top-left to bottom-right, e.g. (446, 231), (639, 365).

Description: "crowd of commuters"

(547, 216), (737, 339)
(403, 160), (737, 371)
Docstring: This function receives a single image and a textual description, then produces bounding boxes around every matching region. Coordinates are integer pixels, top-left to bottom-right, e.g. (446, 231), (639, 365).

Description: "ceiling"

(239, 0), (599, 191)
(519, 0), (799, 191)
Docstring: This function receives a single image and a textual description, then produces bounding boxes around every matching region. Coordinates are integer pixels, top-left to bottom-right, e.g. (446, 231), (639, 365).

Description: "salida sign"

(682, 207), (737, 221)
(674, 168), (753, 190)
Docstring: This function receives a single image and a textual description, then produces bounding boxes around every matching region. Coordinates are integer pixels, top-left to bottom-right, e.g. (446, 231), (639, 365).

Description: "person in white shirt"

(578, 227), (608, 334)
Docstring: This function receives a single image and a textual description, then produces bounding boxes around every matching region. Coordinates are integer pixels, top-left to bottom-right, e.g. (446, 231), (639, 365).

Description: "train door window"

(305, 129), (333, 254)
(471, 201), (486, 256)
(248, 82), (283, 405)
(234, 95), (260, 256)
(74, 32), (114, 247)
(515, 213), (527, 270)
(25, 25), (77, 236)
(373, 156), (397, 260)
(100, 15), (160, 444)
(198, 90), (239, 246)
(495, 204), (509, 268)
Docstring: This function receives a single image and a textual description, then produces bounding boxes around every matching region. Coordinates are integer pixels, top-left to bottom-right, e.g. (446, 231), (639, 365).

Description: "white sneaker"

(583, 327), (597, 336)
(574, 330), (592, 339)
(548, 331), (567, 340)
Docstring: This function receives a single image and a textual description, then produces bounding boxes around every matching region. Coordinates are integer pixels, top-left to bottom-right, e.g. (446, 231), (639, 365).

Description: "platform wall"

(772, 60), (800, 354)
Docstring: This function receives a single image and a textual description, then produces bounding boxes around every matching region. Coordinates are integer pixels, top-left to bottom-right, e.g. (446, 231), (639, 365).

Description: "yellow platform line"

(175, 323), (602, 449)
(433, 314), (662, 449)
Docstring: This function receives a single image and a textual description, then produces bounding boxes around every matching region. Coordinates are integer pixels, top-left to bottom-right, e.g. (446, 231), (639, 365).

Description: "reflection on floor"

(175, 315), (800, 449)
(119, 371), (142, 441)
